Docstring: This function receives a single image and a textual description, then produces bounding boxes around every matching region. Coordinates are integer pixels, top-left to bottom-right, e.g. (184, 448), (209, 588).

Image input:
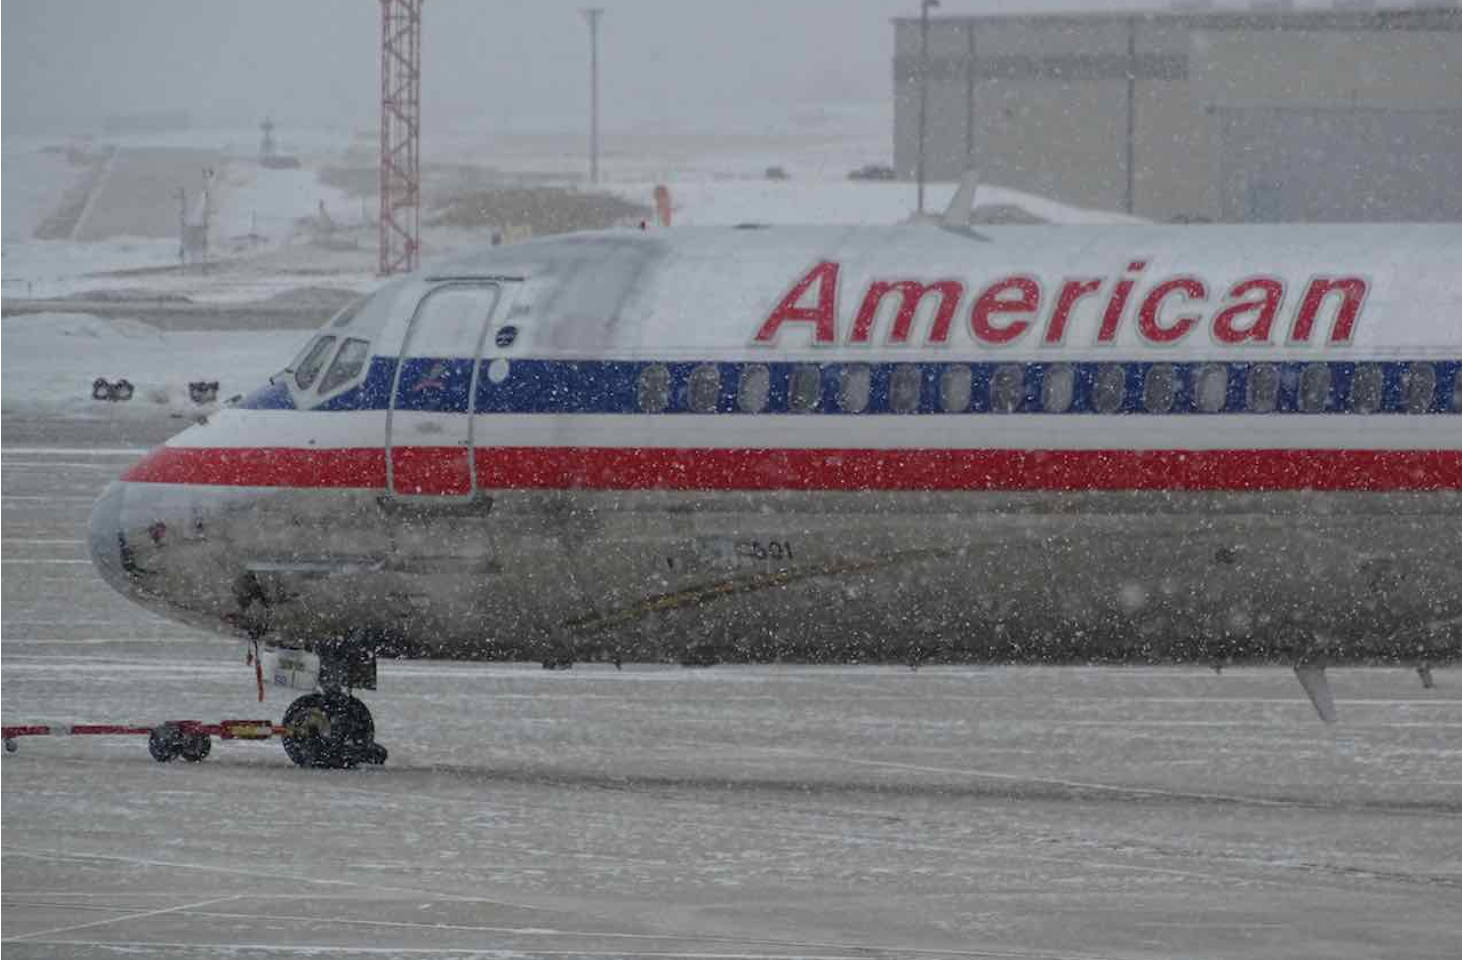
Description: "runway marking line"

(0, 848), (1111, 959)
(0, 893), (240, 943)
(153, 906), (1104, 960)
(303, 772), (1307, 890)
(2, 847), (575, 918)
(671, 738), (1313, 809)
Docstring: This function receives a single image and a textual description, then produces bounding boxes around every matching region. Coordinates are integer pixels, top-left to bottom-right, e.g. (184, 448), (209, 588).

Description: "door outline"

(385, 281), (500, 500)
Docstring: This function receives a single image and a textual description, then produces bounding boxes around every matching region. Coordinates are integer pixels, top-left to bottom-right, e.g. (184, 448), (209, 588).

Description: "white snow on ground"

(0, 312), (303, 419)
(213, 162), (361, 247)
(609, 177), (1144, 227)
(3, 129), (368, 300)
(2, 237), (186, 297)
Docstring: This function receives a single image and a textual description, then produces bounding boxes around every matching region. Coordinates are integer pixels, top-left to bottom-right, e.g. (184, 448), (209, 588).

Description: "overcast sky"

(3, 0), (895, 137)
(4, 0), (1193, 140)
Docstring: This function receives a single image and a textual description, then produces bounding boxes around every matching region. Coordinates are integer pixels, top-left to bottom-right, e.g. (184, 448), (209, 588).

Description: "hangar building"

(891, 3), (1462, 221)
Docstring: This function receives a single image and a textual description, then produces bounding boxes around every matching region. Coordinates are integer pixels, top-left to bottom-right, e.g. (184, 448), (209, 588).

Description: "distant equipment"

(379, 0), (423, 275)
(848, 164), (897, 181)
(92, 378), (134, 402)
(258, 117), (302, 170)
(188, 381), (221, 405)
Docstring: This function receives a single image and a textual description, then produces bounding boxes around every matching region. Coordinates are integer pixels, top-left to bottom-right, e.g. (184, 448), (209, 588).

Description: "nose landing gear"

(281, 693), (388, 769)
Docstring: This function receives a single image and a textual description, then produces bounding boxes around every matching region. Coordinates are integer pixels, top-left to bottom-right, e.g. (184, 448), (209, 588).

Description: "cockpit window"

(317, 338), (372, 394)
(293, 336), (336, 391)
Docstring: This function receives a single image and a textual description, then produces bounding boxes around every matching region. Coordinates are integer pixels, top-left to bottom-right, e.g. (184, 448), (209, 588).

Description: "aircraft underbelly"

(499, 489), (1460, 663)
(106, 482), (1462, 664)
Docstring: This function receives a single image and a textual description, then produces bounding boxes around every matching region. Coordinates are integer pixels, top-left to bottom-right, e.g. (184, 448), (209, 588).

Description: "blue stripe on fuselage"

(239, 357), (1462, 416)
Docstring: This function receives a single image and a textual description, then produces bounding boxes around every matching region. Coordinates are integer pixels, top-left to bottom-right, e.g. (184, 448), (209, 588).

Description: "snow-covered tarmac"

(2, 442), (1460, 959)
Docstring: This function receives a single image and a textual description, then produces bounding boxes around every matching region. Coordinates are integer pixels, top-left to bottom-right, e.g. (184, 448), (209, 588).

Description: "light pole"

(582, 7), (604, 184)
(916, 0), (940, 214)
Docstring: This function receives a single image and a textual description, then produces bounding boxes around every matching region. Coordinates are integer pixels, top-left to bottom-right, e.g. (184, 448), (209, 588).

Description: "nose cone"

(87, 481), (134, 597)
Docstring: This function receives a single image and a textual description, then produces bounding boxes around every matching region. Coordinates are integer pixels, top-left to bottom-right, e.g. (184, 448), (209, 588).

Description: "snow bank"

(1, 312), (304, 419)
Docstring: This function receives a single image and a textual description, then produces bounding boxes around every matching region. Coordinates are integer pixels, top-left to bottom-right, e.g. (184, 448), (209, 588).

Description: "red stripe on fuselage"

(121, 446), (1462, 492)
(122, 446), (387, 488)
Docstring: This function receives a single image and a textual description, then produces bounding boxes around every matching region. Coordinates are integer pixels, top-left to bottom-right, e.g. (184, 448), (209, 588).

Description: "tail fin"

(941, 169), (980, 229)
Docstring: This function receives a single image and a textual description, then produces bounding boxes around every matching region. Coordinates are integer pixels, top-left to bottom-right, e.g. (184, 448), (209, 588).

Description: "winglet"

(1294, 664), (1338, 723)
(941, 169), (980, 229)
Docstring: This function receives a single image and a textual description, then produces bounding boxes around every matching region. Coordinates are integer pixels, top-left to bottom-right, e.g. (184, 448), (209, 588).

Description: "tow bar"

(2, 719), (282, 762)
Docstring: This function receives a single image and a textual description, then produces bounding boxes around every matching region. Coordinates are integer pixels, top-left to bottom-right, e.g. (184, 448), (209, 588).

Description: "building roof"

(893, 0), (1460, 25)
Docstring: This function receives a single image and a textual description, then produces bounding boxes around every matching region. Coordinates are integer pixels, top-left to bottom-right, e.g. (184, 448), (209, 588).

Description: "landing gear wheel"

(148, 723), (184, 762)
(281, 693), (383, 769)
(180, 733), (212, 762)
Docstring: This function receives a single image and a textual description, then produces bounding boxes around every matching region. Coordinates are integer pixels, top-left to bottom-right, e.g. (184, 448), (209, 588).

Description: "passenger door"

(386, 283), (500, 498)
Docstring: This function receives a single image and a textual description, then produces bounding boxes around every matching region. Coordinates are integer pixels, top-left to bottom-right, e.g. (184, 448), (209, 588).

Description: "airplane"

(87, 207), (1462, 768)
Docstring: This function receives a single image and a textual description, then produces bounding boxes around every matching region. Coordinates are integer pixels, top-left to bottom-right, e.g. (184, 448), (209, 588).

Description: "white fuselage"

(89, 223), (1462, 666)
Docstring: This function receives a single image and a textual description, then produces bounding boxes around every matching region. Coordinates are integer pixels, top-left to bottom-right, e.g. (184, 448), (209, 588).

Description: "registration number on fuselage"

(697, 537), (797, 569)
(735, 539), (795, 563)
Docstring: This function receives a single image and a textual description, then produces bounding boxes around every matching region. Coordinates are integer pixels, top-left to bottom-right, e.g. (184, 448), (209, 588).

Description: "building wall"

(892, 8), (1462, 221)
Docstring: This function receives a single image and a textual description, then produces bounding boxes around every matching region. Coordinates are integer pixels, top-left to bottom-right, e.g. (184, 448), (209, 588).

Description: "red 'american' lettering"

(753, 261), (1367, 347)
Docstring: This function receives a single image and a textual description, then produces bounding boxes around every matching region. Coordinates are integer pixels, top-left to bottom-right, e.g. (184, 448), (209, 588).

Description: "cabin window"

(1195, 364), (1228, 413)
(294, 336), (337, 391)
(317, 338), (371, 395)
(1245, 364), (1279, 413)
(1142, 364), (1177, 413)
(737, 364), (770, 413)
(687, 364), (722, 413)
(939, 365), (971, 413)
(838, 365), (870, 413)
(989, 364), (1024, 413)
(1092, 364), (1126, 414)
(1348, 364), (1383, 413)
(1041, 364), (1074, 413)
(890, 364), (922, 413)
(637, 364), (670, 413)
(1299, 363), (1332, 412)
(1403, 362), (1436, 413)
(788, 364), (821, 413)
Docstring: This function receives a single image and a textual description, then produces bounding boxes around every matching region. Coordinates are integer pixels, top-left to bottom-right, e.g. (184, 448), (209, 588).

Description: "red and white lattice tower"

(379, 0), (422, 275)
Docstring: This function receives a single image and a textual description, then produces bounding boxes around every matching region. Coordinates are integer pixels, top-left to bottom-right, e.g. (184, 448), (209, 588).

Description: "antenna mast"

(379, 0), (423, 275)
